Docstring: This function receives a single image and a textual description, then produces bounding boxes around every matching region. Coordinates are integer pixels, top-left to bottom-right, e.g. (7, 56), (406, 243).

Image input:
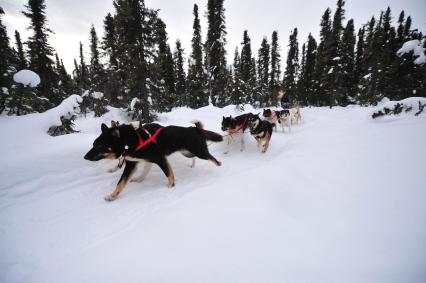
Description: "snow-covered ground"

(1, 102), (426, 283)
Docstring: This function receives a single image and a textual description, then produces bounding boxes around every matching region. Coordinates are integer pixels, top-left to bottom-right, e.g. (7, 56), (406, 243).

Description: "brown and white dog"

(262, 109), (278, 132)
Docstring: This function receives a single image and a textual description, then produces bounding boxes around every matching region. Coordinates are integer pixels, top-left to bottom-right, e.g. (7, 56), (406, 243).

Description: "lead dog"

(84, 121), (223, 201)
(248, 114), (274, 153)
(221, 113), (252, 153)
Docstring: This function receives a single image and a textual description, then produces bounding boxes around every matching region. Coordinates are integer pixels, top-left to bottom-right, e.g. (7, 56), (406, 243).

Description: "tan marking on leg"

(262, 134), (271, 153)
(166, 160), (175, 188)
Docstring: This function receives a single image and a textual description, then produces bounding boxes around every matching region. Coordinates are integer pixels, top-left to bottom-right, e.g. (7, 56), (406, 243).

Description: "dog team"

(84, 106), (302, 201)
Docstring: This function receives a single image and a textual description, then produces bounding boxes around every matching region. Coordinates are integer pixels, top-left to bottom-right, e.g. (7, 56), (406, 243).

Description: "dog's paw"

(104, 194), (117, 202)
(167, 182), (175, 188)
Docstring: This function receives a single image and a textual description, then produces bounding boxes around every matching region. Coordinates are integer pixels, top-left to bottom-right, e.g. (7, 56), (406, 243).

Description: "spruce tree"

(174, 39), (186, 107)
(304, 34), (317, 105)
(323, 0), (346, 107)
(14, 30), (27, 70)
(187, 4), (207, 109)
(0, 7), (16, 113)
(270, 30), (281, 105)
(114, 0), (154, 122)
(230, 47), (243, 105)
(89, 25), (104, 92)
(340, 19), (356, 104)
(23, 0), (59, 104)
(257, 37), (270, 106)
(283, 28), (299, 106)
(101, 12), (122, 106)
(313, 8), (332, 106)
(205, 0), (229, 106)
(239, 30), (255, 104)
(153, 18), (175, 112)
(354, 26), (365, 97)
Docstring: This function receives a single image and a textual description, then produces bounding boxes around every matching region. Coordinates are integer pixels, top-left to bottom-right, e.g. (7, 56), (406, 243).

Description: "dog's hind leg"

(105, 161), (138, 201)
(155, 157), (175, 188)
(130, 162), (152, 183)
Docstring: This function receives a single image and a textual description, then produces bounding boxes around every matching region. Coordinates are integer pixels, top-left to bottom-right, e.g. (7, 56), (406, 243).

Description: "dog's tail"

(192, 120), (223, 142)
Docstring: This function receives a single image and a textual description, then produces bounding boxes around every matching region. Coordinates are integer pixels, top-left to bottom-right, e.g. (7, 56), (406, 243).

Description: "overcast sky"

(2, 0), (426, 72)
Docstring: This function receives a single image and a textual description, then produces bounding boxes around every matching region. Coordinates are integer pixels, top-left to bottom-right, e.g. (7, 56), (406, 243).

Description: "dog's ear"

(101, 123), (108, 133)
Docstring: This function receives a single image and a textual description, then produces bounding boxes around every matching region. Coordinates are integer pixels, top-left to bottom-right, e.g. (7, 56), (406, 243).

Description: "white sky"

(2, 0), (426, 73)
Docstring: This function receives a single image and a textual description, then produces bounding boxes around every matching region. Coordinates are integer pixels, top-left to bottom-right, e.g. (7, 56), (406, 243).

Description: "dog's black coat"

(84, 122), (222, 200)
(221, 113), (252, 132)
(249, 114), (274, 140)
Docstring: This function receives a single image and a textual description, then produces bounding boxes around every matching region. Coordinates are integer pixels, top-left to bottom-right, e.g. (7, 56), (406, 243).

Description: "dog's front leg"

(108, 157), (125, 173)
(262, 135), (271, 153)
(240, 133), (245, 152)
(105, 161), (138, 201)
(130, 162), (152, 183)
(156, 157), (175, 188)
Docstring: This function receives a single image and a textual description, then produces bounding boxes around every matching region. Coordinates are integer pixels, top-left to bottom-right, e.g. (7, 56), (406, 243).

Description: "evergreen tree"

(270, 30), (281, 105)
(230, 47), (243, 105)
(323, 0), (346, 107)
(303, 34), (317, 105)
(22, 0), (59, 104)
(89, 25), (104, 92)
(283, 28), (299, 106)
(114, 0), (154, 122)
(187, 4), (207, 109)
(75, 42), (89, 92)
(205, 0), (229, 106)
(153, 17), (175, 112)
(14, 30), (27, 70)
(340, 19), (356, 104)
(101, 12), (122, 106)
(256, 37), (270, 106)
(174, 39), (186, 107)
(239, 30), (255, 104)
(313, 8), (332, 106)
(354, 26), (365, 97)
(0, 7), (16, 113)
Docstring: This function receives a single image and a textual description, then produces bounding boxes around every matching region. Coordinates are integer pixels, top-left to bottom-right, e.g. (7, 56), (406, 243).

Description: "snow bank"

(372, 97), (426, 119)
(397, 39), (426, 65)
(13, 69), (41, 87)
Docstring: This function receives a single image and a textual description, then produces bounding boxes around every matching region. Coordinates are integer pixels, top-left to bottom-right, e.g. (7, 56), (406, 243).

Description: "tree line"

(0, 0), (425, 121)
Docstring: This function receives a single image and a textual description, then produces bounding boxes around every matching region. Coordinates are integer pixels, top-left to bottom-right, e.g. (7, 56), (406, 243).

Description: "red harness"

(134, 127), (163, 151)
(226, 115), (249, 137)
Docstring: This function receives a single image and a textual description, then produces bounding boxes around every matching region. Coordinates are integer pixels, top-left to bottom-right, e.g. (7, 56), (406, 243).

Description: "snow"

(130, 97), (140, 110)
(397, 39), (426, 65)
(0, 99), (426, 283)
(13, 70), (41, 87)
(91, 91), (104, 99)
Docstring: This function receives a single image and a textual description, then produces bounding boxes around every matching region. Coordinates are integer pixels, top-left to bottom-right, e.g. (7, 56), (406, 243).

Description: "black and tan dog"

(221, 113), (252, 153)
(84, 121), (223, 201)
(248, 114), (274, 153)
